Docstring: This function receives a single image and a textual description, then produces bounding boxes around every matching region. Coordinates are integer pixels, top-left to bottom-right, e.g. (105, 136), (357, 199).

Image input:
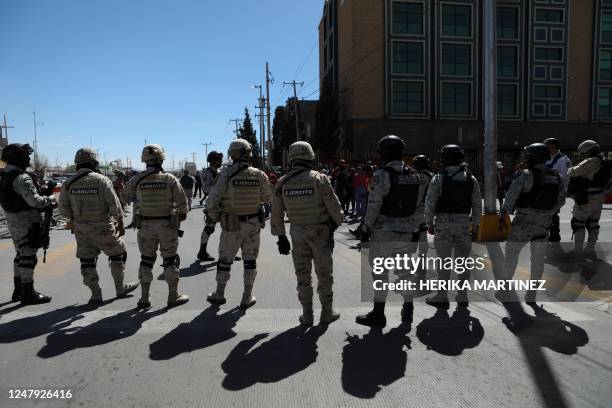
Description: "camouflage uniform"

(122, 160), (188, 307)
(2, 164), (56, 285)
(271, 165), (343, 323)
(205, 161), (271, 306)
(59, 165), (136, 302)
(200, 166), (220, 247)
(414, 169), (433, 275)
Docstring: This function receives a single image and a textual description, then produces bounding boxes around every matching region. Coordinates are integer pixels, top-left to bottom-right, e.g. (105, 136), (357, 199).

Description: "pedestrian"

(197, 151), (224, 261)
(356, 135), (423, 327)
(499, 143), (564, 306)
(58, 148), (138, 304)
(264, 167), (278, 218)
(496, 161), (505, 209)
(353, 168), (367, 217)
(412, 155), (433, 278)
(424, 145), (481, 309)
(543, 138), (572, 245)
(271, 141), (344, 326)
(194, 171), (203, 199)
(0, 143), (56, 305)
(122, 144), (189, 308)
(179, 170), (196, 211)
(204, 139), (272, 309)
(567, 140), (610, 256)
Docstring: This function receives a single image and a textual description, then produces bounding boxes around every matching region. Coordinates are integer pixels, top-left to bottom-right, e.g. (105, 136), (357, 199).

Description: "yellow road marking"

(36, 241), (77, 278)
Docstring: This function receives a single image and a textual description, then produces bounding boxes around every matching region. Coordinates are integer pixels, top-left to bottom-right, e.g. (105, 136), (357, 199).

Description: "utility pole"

(32, 111), (40, 171)
(229, 119), (241, 138)
(266, 62), (273, 166)
(202, 141), (211, 162)
(483, 0), (497, 215)
(191, 152), (197, 164)
(1, 115), (14, 145)
(283, 80), (304, 141)
(253, 85), (265, 168)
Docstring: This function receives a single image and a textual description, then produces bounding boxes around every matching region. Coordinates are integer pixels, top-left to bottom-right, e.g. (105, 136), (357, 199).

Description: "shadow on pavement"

(37, 307), (166, 358)
(149, 306), (244, 360)
(221, 324), (327, 390)
(341, 324), (411, 399)
(416, 307), (484, 356)
(578, 258), (612, 290)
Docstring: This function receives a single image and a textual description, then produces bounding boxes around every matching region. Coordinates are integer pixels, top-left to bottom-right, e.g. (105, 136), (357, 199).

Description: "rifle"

(41, 205), (53, 263)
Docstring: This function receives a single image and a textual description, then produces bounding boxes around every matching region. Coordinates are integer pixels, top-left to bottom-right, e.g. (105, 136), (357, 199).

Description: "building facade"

(319, 0), (612, 170)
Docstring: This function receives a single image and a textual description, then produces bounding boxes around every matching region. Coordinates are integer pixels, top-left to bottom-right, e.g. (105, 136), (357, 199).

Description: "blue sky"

(1, 0), (322, 169)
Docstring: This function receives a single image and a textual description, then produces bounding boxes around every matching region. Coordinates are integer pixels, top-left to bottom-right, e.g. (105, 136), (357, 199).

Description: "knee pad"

(140, 255), (157, 269)
(80, 257), (97, 272)
(162, 254), (180, 268)
(19, 255), (38, 270)
(571, 217), (585, 232)
(243, 259), (257, 270)
(586, 218), (600, 232)
(109, 252), (127, 263)
(217, 260), (232, 272)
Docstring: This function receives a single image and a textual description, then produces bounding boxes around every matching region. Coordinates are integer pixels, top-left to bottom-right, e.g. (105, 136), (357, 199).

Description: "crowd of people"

(0, 134), (609, 331)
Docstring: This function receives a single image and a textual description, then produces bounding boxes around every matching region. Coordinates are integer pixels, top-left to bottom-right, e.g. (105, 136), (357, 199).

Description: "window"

(497, 7), (518, 39)
(535, 85), (562, 99)
(441, 83), (471, 115)
(601, 50), (612, 80)
(392, 81), (424, 114)
(598, 87), (612, 118)
(550, 66), (563, 80)
(533, 103), (546, 116)
(549, 104), (562, 116)
(603, 13), (612, 44)
(498, 46), (517, 78)
(392, 2), (424, 35)
(535, 47), (563, 61)
(442, 43), (471, 76)
(393, 42), (423, 74)
(535, 28), (547, 42)
(442, 5), (471, 37)
(534, 66), (547, 79)
(551, 28), (564, 42)
(535, 8), (564, 23)
(497, 84), (517, 116)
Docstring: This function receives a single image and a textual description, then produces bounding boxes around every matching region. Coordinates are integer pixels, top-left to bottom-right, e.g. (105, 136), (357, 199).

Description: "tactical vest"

(0, 170), (33, 213)
(379, 166), (420, 217)
(223, 166), (262, 216)
(67, 171), (110, 222)
(135, 171), (175, 217)
(590, 158), (610, 189)
(435, 169), (474, 214)
(282, 170), (327, 225)
(516, 168), (560, 210)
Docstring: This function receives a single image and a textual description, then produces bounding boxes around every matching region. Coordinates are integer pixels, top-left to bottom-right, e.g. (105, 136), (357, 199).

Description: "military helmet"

(207, 150), (223, 163)
(377, 135), (405, 163)
(412, 155), (431, 171)
(523, 143), (549, 166)
(228, 138), (252, 159)
(577, 140), (600, 157)
(543, 138), (560, 148)
(141, 144), (166, 163)
(288, 141), (315, 163)
(74, 147), (99, 166)
(1, 143), (33, 167)
(439, 144), (465, 166)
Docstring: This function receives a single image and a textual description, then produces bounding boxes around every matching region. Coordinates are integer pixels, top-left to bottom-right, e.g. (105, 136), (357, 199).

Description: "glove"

(360, 230), (371, 243)
(277, 235), (291, 255)
(204, 224), (215, 235)
(116, 223), (126, 237)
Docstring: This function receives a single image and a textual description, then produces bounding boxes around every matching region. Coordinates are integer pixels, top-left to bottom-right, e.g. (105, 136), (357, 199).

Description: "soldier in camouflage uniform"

(412, 155), (433, 278)
(122, 144), (189, 308)
(356, 135), (423, 328)
(567, 140), (609, 255)
(58, 148), (138, 304)
(271, 141), (344, 326)
(204, 139), (271, 309)
(499, 143), (564, 306)
(197, 150), (224, 261)
(425, 145), (481, 309)
(0, 143), (55, 305)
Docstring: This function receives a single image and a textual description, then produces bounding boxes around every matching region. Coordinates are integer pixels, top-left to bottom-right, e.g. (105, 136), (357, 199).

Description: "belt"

(237, 213), (259, 222)
(141, 215), (171, 220)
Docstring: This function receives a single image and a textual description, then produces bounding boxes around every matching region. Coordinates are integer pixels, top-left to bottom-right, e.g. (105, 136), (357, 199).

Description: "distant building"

(319, 0), (612, 170)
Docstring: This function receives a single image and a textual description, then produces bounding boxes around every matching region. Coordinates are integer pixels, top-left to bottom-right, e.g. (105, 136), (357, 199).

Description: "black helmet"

(377, 135), (405, 163)
(543, 138), (560, 149)
(412, 155), (431, 171)
(207, 150), (223, 163)
(439, 144), (464, 167)
(523, 143), (550, 166)
(1, 143), (33, 169)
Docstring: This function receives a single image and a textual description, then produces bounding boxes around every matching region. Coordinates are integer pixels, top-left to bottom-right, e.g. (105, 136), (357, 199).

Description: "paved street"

(1, 201), (611, 408)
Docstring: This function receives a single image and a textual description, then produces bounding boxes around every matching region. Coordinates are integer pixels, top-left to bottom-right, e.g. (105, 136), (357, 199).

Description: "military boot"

(356, 302), (387, 327)
(320, 303), (340, 325)
(207, 283), (227, 306)
(197, 244), (214, 261)
(11, 277), (22, 302)
(112, 272), (139, 298)
(401, 301), (414, 323)
(88, 283), (103, 305)
(299, 303), (314, 326)
(167, 280), (189, 307)
(455, 290), (469, 308)
(425, 291), (450, 309)
(137, 282), (151, 308)
(20, 282), (52, 305)
(525, 290), (537, 307)
(239, 285), (257, 310)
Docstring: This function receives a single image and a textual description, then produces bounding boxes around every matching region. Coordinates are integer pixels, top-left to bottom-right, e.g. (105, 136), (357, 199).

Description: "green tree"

(237, 107), (261, 168)
(314, 76), (340, 160)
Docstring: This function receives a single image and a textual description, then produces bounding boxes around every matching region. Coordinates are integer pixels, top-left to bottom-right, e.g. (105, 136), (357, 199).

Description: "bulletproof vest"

(67, 171), (110, 222)
(223, 166), (263, 216)
(180, 175), (194, 189)
(0, 169), (33, 213)
(516, 168), (560, 211)
(590, 158), (610, 189)
(435, 168), (474, 214)
(135, 171), (176, 217)
(380, 166), (420, 217)
(281, 170), (328, 225)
